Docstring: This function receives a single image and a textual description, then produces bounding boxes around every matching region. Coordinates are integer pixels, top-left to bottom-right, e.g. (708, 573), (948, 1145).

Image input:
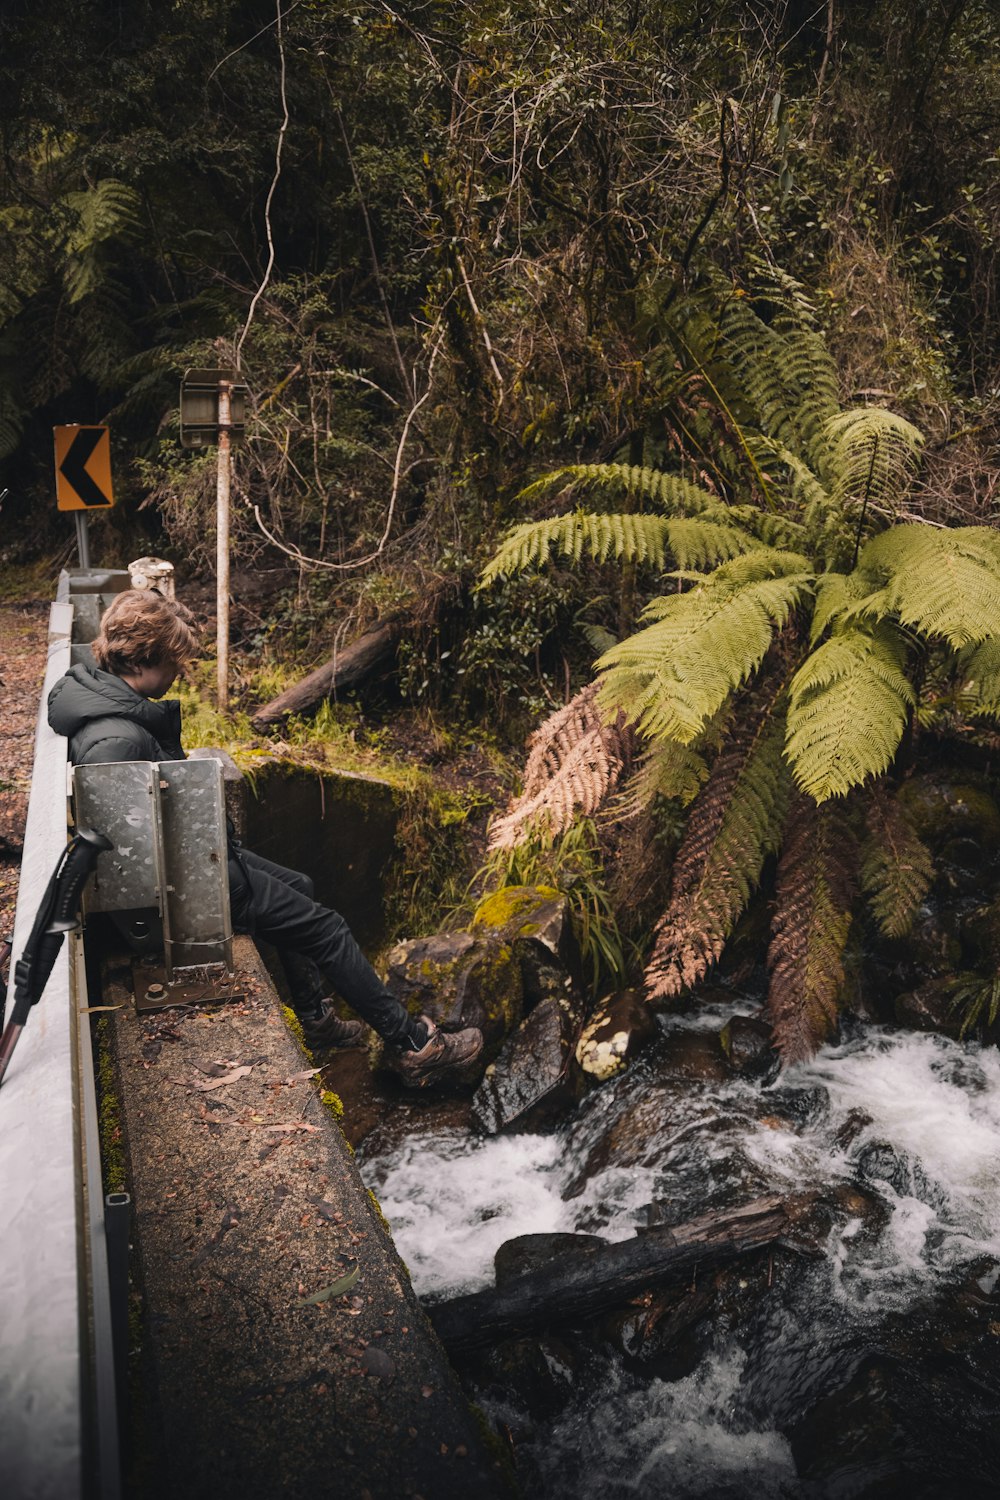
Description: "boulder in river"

(472, 991), (583, 1135)
(894, 976), (965, 1039)
(718, 1013), (780, 1083)
(383, 929), (523, 1057)
(493, 1231), (609, 1288)
(575, 990), (658, 1082)
(384, 886), (583, 1061)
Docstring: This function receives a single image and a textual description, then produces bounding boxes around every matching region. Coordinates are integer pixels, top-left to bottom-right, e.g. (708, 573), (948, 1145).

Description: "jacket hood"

(48, 661), (182, 746)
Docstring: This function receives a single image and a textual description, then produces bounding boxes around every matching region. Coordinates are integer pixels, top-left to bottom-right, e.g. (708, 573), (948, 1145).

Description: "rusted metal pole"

(216, 381), (231, 714)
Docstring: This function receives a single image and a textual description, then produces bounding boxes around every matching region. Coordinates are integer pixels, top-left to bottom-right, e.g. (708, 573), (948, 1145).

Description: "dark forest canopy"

(1, 1), (998, 566)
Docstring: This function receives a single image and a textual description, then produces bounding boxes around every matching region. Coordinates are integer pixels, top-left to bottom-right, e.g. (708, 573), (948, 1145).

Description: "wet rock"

(855, 1140), (911, 1197)
(656, 1028), (732, 1085)
(833, 1108), (874, 1152)
(894, 976), (964, 1040)
(474, 1333), (579, 1421)
(471, 884), (581, 1003)
(718, 1013), (780, 1083)
(471, 994), (583, 1135)
(761, 1085), (829, 1131)
(383, 929), (523, 1057)
(494, 1232), (608, 1288)
(597, 1282), (716, 1383)
(575, 990), (658, 1082)
(899, 774), (1000, 851)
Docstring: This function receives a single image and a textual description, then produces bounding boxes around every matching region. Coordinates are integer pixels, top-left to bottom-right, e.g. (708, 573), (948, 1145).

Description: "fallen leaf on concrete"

(306, 1195), (338, 1222)
(360, 1347), (395, 1384)
(285, 1069), (321, 1084)
(293, 1262), (360, 1305)
(193, 1065), (253, 1091)
(265, 1121), (320, 1134)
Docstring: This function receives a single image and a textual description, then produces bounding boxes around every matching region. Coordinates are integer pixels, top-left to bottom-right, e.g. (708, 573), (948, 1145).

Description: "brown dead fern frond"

(766, 796), (857, 1064)
(644, 680), (792, 1000)
(859, 786), (934, 940)
(489, 682), (635, 850)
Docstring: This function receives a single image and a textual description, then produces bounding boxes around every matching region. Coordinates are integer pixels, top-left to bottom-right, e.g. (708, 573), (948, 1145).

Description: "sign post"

(54, 425), (115, 567)
(179, 370), (247, 713)
(216, 380), (232, 715)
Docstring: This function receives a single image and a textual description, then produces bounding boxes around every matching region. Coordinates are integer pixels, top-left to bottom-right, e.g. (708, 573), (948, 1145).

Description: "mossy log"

(427, 1193), (821, 1356)
(251, 616), (403, 728)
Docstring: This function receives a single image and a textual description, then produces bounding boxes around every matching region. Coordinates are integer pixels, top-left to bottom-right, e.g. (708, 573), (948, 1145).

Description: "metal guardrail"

(0, 578), (123, 1500)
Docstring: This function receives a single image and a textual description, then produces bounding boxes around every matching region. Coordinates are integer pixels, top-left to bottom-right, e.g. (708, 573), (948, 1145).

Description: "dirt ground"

(0, 598), (49, 952)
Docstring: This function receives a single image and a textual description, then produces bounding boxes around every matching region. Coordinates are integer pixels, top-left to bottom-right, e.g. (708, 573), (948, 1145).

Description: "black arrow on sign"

(59, 428), (110, 507)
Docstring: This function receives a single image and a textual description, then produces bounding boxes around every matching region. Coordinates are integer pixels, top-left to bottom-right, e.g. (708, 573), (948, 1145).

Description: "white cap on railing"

(128, 556), (176, 598)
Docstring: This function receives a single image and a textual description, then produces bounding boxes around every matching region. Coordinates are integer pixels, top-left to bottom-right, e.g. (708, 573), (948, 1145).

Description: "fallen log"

(251, 617), (402, 728)
(426, 1193), (823, 1357)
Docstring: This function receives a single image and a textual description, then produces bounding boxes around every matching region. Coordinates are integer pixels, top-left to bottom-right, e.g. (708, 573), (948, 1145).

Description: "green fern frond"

(820, 408), (924, 515)
(517, 462), (729, 518)
(612, 739), (709, 816)
(715, 288), (839, 460)
(857, 524), (1000, 647)
(956, 637), (1000, 716)
(809, 571), (878, 645)
(767, 797), (856, 1062)
(599, 564), (812, 744)
(61, 180), (141, 305)
(785, 622), (915, 801)
(482, 512), (671, 582)
(645, 686), (792, 999)
(860, 789), (934, 939)
(743, 436), (832, 519)
(481, 509), (759, 583)
(727, 504), (810, 551)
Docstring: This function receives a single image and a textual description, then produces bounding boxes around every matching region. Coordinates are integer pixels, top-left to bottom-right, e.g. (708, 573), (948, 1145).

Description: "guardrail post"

(105, 1193), (131, 1427)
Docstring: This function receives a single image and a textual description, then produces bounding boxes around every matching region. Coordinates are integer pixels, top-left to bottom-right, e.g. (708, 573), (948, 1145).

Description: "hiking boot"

(385, 1015), (484, 1089)
(300, 1002), (366, 1051)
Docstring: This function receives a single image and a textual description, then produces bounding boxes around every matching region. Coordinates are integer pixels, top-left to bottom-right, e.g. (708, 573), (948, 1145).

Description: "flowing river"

(360, 1008), (1000, 1497)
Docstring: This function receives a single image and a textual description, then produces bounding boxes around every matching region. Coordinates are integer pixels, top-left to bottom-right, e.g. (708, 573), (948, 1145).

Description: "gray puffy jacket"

(47, 662), (185, 765)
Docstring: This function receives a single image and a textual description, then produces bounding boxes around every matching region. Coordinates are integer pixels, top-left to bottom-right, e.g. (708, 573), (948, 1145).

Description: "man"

(47, 589), (483, 1089)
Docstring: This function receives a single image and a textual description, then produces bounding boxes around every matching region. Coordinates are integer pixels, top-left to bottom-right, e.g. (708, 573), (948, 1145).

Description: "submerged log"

(251, 617), (402, 728)
(427, 1193), (822, 1357)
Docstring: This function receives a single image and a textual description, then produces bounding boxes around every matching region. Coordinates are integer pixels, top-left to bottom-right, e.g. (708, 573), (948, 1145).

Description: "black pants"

(228, 847), (423, 1050)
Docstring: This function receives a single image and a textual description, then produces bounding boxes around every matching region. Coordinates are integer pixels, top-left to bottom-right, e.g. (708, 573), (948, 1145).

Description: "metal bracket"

(73, 758), (238, 1012)
(132, 957), (244, 1013)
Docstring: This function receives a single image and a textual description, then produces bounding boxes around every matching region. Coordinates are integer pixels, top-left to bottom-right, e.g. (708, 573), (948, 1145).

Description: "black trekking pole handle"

(0, 827), (112, 1090)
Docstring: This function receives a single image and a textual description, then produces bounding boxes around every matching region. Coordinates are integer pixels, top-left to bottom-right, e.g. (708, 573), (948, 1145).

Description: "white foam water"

(361, 1025), (1000, 1494)
(512, 1350), (799, 1500)
(363, 1128), (569, 1298)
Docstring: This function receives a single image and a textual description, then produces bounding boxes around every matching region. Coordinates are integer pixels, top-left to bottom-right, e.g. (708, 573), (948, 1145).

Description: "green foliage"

(947, 974), (1000, 1039)
(474, 818), (629, 996)
(785, 622), (915, 801)
(483, 280), (1000, 1058)
(860, 791), (934, 940)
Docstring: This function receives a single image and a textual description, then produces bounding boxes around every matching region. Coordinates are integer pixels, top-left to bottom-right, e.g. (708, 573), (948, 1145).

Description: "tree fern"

(597, 555), (812, 743)
(645, 684), (792, 999)
(820, 408), (923, 516)
(517, 462), (733, 518)
(481, 509), (756, 584)
(767, 798), (856, 1062)
(956, 637), (1000, 716)
(860, 789), (934, 939)
(785, 621), (915, 801)
(857, 525), (1000, 647)
(488, 682), (634, 850)
(62, 180), (141, 304)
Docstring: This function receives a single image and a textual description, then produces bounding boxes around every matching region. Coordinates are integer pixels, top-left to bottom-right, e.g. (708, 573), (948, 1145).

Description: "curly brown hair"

(92, 591), (200, 676)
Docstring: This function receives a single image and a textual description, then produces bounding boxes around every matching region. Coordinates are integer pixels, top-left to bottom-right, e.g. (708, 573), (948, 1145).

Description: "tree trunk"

(250, 617), (402, 728)
(426, 1193), (821, 1357)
